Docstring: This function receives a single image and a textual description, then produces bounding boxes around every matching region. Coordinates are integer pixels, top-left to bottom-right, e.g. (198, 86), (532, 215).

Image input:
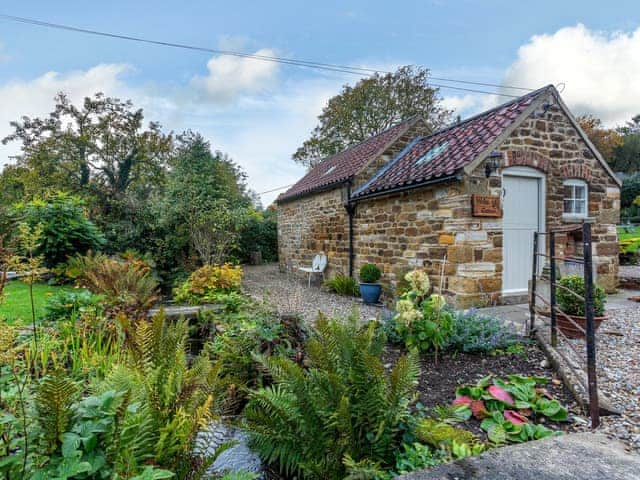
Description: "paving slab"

(397, 433), (640, 480)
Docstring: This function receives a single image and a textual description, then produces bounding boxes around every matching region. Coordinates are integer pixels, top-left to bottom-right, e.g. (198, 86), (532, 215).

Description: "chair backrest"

(312, 254), (328, 272)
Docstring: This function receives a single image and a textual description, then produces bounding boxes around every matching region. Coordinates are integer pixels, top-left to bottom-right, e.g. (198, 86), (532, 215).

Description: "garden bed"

(384, 344), (589, 440)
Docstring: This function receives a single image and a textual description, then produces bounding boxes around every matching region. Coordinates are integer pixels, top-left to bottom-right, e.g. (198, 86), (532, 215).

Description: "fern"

(35, 371), (77, 453)
(244, 315), (419, 479)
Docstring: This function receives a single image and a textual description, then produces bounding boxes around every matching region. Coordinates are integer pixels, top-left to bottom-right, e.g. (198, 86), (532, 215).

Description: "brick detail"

(503, 150), (550, 172)
(561, 163), (593, 182)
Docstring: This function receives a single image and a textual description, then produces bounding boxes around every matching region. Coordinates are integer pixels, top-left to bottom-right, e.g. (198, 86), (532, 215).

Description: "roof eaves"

(276, 178), (347, 204)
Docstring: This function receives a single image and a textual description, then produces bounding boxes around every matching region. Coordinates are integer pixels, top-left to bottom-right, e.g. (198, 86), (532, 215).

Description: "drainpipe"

(345, 180), (356, 278)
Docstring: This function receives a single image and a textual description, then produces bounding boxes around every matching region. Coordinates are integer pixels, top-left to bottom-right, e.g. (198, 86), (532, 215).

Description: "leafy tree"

(621, 173), (640, 208)
(238, 207), (278, 263)
(12, 193), (105, 268)
(576, 114), (623, 163)
(2, 92), (172, 204)
(162, 132), (252, 268)
(293, 65), (451, 167)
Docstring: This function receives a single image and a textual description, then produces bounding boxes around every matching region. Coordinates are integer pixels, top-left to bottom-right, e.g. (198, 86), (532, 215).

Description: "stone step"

(397, 433), (640, 480)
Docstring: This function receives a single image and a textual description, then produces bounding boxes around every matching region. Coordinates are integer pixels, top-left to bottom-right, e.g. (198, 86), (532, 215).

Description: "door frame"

(501, 166), (546, 295)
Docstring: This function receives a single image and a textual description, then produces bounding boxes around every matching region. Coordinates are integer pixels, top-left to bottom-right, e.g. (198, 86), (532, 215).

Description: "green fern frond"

(35, 371), (78, 453)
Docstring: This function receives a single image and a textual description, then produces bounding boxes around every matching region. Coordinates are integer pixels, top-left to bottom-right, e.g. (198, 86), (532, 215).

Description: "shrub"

(445, 309), (522, 354)
(173, 264), (242, 305)
(204, 301), (309, 413)
(12, 192), (105, 268)
(244, 314), (419, 479)
(67, 251), (160, 319)
(43, 289), (104, 322)
(238, 209), (278, 263)
(323, 274), (359, 296)
(556, 275), (606, 316)
(359, 263), (382, 283)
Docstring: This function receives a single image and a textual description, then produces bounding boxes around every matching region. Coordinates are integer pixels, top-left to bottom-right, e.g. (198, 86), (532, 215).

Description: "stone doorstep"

(397, 433), (640, 480)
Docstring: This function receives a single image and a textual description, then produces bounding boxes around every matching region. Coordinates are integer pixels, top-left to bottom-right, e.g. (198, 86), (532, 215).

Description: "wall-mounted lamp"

(484, 151), (502, 178)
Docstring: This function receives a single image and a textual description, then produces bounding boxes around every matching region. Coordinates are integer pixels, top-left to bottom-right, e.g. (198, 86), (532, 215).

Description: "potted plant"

(556, 275), (607, 339)
(359, 263), (382, 304)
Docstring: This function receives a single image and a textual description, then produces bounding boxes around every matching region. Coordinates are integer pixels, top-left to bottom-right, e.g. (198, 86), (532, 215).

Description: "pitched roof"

(353, 85), (552, 198)
(277, 116), (421, 202)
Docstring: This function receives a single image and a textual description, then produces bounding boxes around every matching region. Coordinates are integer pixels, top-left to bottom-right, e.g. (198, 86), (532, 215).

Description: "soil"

(383, 343), (588, 439)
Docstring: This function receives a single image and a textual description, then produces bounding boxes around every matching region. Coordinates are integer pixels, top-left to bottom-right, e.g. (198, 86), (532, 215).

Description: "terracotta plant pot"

(557, 314), (607, 339)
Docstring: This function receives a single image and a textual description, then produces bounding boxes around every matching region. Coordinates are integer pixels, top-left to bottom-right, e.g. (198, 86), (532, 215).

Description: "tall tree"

(2, 92), (172, 205)
(161, 132), (252, 267)
(576, 114), (623, 163)
(611, 114), (640, 175)
(293, 65), (451, 168)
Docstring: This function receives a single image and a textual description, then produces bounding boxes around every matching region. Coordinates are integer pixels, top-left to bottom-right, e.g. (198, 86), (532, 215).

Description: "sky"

(0, 1), (639, 205)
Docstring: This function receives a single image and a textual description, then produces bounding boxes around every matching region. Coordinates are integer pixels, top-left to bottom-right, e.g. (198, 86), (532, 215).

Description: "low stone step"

(397, 433), (640, 480)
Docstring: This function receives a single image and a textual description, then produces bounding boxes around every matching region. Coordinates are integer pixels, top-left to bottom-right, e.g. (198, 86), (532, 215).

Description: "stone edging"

(534, 329), (621, 416)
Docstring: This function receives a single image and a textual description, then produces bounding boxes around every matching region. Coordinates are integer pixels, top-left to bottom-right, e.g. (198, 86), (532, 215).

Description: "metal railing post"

(582, 222), (600, 428)
(529, 231), (539, 335)
(549, 231), (557, 347)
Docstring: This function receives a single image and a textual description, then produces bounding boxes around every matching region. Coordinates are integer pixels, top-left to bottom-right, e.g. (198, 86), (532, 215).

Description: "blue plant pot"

(359, 283), (382, 304)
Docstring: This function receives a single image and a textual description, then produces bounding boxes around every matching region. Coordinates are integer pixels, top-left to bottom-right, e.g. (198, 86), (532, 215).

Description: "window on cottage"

(563, 179), (588, 217)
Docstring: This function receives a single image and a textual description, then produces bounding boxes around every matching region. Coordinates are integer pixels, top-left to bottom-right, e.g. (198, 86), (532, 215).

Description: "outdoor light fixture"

(484, 151), (502, 178)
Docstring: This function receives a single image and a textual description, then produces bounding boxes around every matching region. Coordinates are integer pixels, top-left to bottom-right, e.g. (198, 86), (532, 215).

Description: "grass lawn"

(0, 281), (78, 325)
(619, 225), (640, 253)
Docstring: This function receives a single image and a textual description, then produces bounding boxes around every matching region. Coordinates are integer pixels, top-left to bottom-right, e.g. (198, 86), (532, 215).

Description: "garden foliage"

(12, 193), (106, 268)
(445, 309), (522, 354)
(359, 263), (382, 283)
(453, 375), (567, 444)
(394, 270), (453, 356)
(556, 275), (606, 316)
(244, 314), (420, 479)
(173, 264), (242, 305)
(323, 274), (359, 296)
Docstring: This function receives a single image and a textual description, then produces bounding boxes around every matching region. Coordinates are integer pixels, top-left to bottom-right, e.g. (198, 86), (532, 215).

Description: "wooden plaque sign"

(472, 194), (502, 218)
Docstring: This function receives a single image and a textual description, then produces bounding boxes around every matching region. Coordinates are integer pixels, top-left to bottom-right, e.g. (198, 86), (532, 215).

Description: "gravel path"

(558, 305), (640, 452)
(242, 263), (389, 324)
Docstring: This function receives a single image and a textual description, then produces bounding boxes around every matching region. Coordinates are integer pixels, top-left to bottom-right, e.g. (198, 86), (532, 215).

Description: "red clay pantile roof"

(278, 116), (420, 202)
(353, 85), (552, 198)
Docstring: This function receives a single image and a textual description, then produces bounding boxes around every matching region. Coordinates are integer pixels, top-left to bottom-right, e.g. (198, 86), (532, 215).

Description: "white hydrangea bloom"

(404, 269), (430, 296)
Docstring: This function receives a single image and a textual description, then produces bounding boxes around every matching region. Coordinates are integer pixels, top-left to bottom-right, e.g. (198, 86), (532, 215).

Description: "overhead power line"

(0, 13), (529, 98)
(256, 184), (294, 196)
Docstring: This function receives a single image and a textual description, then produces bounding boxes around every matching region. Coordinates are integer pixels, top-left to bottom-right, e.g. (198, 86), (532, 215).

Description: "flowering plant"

(393, 269), (453, 356)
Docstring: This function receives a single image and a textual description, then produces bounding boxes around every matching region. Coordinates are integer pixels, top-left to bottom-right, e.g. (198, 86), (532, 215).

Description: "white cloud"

(503, 24), (640, 126)
(190, 48), (280, 103)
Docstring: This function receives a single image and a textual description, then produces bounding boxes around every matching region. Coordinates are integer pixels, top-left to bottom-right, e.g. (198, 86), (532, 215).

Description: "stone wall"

(496, 99), (620, 291)
(277, 187), (349, 277)
(352, 182), (504, 308)
(351, 95), (619, 306)
(278, 93), (620, 304)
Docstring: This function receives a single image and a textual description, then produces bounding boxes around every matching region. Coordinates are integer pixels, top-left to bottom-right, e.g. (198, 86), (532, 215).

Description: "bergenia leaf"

(452, 395), (472, 406)
(471, 399), (488, 419)
(488, 385), (515, 405)
(504, 410), (528, 425)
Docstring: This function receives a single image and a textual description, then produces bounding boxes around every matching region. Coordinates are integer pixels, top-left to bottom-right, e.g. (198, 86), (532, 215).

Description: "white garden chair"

(299, 253), (327, 287)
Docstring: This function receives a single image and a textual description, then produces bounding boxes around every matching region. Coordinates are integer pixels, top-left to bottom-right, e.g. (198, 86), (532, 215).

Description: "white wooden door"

(503, 175), (541, 294)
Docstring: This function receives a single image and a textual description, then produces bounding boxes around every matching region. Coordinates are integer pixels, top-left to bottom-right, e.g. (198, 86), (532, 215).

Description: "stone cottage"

(277, 85), (620, 307)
